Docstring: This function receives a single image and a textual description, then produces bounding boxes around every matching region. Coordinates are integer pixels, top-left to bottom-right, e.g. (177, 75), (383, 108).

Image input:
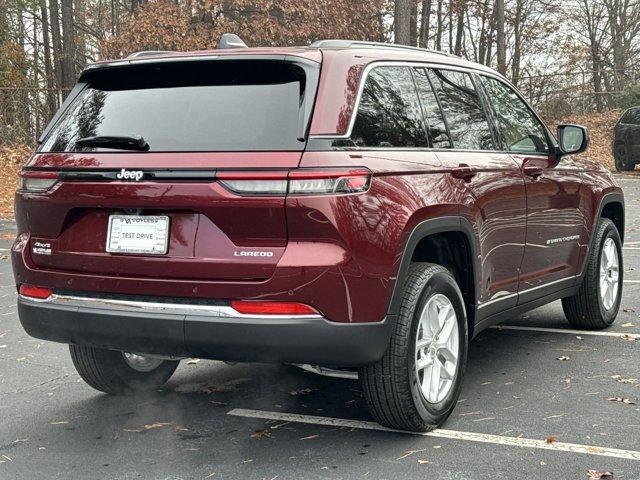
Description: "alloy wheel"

(415, 294), (459, 404)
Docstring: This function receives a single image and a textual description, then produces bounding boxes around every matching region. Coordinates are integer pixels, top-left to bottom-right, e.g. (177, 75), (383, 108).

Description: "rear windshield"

(40, 60), (312, 152)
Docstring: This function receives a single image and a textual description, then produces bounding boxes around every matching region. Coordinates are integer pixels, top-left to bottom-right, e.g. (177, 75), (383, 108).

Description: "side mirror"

(557, 124), (589, 155)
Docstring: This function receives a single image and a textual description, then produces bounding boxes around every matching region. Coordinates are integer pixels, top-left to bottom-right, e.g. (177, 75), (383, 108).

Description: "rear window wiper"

(75, 135), (150, 151)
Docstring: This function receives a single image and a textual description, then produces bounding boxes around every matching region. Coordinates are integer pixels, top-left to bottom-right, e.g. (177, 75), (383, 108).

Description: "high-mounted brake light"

(230, 300), (319, 316)
(19, 171), (59, 193)
(216, 168), (371, 196)
(19, 284), (53, 300)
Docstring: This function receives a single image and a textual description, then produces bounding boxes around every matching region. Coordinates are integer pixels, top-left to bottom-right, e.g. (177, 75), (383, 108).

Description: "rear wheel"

(69, 345), (179, 394)
(359, 263), (468, 432)
(614, 143), (635, 171)
(562, 218), (623, 329)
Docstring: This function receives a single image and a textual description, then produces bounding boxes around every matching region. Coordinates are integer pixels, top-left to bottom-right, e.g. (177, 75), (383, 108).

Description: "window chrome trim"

(19, 294), (323, 320)
(309, 60), (513, 141)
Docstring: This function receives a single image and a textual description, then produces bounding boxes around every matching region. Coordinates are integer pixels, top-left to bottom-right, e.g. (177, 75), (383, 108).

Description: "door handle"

(523, 165), (543, 179)
(451, 166), (478, 181)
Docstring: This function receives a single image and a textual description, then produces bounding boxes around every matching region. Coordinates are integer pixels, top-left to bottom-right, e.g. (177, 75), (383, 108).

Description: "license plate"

(106, 215), (170, 255)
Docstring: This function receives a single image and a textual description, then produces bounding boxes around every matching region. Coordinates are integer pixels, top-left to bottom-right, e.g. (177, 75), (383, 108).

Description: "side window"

(480, 76), (549, 154)
(427, 69), (495, 150)
(413, 68), (452, 148)
(350, 66), (428, 148)
(621, 107), (640, 125)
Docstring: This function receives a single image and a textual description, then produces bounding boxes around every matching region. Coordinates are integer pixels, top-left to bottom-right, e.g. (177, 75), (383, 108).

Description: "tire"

(69, 345), (179, 394)
(562, 218), (623, 329)
(614, 143), (635, 171)
(359, 263), (468, 432)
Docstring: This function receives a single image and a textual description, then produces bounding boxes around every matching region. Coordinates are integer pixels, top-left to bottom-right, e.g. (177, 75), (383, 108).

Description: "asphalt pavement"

(1, 174), (639, 480)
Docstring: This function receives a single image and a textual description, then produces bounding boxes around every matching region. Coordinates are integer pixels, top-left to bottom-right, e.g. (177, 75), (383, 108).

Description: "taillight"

(216, 168), (371, 196)
(19, 284), (53, 300)
(230, 300), (319, 316)
(19, 171), (59, 193)
(288, 169), (371, 195)
(217, 171), (288, 195)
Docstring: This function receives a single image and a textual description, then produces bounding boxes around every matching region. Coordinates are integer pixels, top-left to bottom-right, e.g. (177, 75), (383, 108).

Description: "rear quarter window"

(350, 66), (428, 148)
(40, 60), (313, 152)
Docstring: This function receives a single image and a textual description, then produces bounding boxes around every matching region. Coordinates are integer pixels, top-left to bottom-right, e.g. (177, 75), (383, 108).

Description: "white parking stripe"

(228, 408), (640, 461)
(491, 325), (638, 339)
(625, 280), (640, 284)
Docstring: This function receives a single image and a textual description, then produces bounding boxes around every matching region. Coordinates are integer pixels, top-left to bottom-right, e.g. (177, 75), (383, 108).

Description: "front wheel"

(562, 218), (623, 329)
(359, 263), (468, 432)
(69, 345), (179, 394)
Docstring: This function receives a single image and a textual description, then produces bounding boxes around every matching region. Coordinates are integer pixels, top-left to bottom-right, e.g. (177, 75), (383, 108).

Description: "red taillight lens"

(217, 171), (288, 195)
(216, 168), (371, 196)
(230, 300), (319, 316)
(19, 171), (59, 193)
(19, 284), (53, 300)
(288, 168), (371, 195)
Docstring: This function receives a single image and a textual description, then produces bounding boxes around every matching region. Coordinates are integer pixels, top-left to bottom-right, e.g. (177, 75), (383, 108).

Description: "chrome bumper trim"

(19, 294), (323, 320)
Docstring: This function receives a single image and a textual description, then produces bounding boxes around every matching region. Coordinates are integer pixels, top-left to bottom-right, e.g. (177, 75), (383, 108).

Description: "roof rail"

(309, 39), (455, 57)
(127, 50), (174, 59)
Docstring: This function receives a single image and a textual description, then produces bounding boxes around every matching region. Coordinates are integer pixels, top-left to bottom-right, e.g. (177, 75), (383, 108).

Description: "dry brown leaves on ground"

(0, 144), (31, 219)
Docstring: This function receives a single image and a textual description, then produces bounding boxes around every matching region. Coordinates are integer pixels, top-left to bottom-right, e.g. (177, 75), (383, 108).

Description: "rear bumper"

(17, 294), (394, 367)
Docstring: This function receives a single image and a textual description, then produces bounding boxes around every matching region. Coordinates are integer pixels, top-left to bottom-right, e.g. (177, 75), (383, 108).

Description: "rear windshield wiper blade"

(75, 135), (150, 151)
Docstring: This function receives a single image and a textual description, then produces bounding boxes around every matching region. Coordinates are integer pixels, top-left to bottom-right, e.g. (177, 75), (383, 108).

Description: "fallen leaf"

(587, 469), (614, 479)
(606, 397), (636, 405)
(621, 334), (637, 341)
(417, 459), (429, 464)
(623, 308), (635, 313)
(50, 421), (69, 425)
(576, 336), (583, 340)
(250, 429), (271, 439)
(186, 358), (200, 365)
(396, 448), (427, 460)
(621, 322), (634, 328)
(300, 434), (319, 441)
(557, 356), (571, 361)
(289, 388), (316, 396)
(611, 375), (637, 384)
(545, 435), (557, 444)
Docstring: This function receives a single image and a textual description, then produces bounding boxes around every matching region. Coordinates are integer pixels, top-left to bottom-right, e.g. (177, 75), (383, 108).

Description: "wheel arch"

(598, 192), (625, 244)
(387, 216), (480, 335)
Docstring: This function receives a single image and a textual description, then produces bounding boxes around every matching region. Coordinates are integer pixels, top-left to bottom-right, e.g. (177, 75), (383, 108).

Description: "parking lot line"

(491, 325), (638, 339)
(228, 408), (640, 461)
(624, 280), (640, 283)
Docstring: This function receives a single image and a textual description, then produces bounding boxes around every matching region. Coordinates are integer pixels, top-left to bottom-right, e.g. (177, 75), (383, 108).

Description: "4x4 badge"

(116, 169), (144, 181)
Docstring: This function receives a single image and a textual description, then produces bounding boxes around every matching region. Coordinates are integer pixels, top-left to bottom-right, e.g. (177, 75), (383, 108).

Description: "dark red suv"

(12, 38), (625, 432)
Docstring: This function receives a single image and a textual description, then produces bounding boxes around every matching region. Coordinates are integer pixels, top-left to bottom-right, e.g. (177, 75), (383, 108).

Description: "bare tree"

(61, 0), (76, 89)
(395, 0), (412, 45)
(495, 0), (506, 74)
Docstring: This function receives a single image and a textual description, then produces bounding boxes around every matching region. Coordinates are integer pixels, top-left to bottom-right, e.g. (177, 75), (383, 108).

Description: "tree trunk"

(419, 0), (431, 48)
(61, 0), (76, 90)
(40, 0), (57, 117)
(75, 0), (87, 71)
(395, 0), (412, 45)
(410, 1), (418, 46)
(435, 0), (443, 50)
(454, 0), (465, 56)
(49, 0), (65, 90)
(495, 0), (506, 75)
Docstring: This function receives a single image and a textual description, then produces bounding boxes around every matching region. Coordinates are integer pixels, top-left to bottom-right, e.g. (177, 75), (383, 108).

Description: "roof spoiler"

(218, 33), (248, 49)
